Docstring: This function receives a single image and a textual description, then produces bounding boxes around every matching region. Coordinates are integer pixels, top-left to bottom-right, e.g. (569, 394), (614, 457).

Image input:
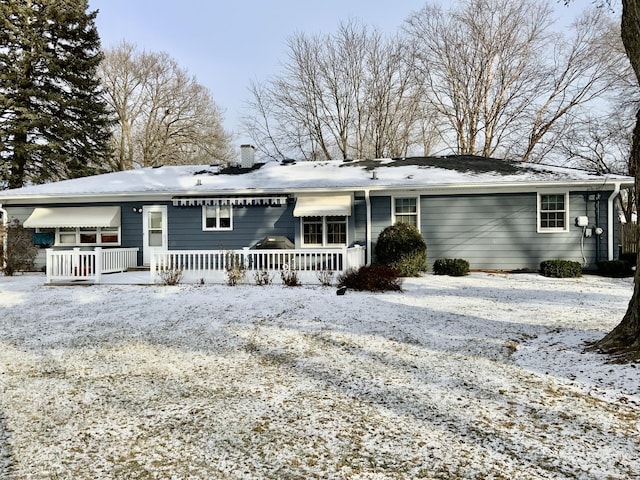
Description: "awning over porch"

(23, 206), (121, 228)
(293, 195), (353, 217)
(172, 196), (288, 207)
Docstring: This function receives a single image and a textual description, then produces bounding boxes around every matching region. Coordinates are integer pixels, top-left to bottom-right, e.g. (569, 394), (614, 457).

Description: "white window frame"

(301, 216), (348, 247)
(37, 227), (121, 246)
(392, 196), (420, 230)
(537, 192), (570, 233)
(202, 204), (233, 231)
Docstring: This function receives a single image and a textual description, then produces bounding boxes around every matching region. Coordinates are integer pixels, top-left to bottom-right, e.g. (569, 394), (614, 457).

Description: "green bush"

(375, 223), (427, 277)
(596, 260), (634, 278)
(337, 264), (403, 292)
(433, 258), (470, 276)
(540, 259), (582, 278)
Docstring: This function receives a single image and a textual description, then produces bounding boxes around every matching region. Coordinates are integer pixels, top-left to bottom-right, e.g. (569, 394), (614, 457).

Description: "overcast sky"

(87, 1), (610, 146)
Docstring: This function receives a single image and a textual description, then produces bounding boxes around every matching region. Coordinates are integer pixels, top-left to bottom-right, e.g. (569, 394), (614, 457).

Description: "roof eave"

(0, 177), (632, 204)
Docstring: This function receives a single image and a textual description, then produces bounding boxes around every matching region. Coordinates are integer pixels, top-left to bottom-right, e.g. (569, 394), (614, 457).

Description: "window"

(394, 197), (419, 228)
(203, 204), (233, 230)
(303, 216), (323, 245)
(326, 216), (347, 245)
(301, 216), (348, 246)
(38, 227), (121, 246)
(538, 193), (569, 232)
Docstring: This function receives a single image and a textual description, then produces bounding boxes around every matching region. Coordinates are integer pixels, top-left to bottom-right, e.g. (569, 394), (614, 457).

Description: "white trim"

(202, 204), (233, 231)
(607, 182), (621, 260)
(537, 191), (570, 233)
(392, 196), (421, 231)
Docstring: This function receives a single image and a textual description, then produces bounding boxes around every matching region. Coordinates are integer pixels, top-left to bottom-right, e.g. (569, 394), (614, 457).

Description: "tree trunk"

(590, 0), (640, 362)
(8, 128), (27, 189)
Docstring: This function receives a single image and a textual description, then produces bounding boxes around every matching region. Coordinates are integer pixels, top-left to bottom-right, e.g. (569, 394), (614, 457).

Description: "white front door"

(142, 205), (168, 265)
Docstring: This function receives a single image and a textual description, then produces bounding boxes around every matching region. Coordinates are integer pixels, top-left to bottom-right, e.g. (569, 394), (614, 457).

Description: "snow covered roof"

(0, 156), (633, 202)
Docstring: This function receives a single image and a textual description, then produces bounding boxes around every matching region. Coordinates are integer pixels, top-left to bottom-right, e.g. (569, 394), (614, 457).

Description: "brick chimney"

(240, 144), (255, 169)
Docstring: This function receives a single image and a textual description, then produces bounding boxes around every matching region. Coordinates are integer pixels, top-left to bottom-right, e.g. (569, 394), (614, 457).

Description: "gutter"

(364, 189), (372, 265)
(0, 203), (8, 271)
(607, 182), (621, 261)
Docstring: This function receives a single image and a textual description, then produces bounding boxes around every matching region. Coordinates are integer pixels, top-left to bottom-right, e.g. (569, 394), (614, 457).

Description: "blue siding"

(4, 187), (621, 272)
(364, 191), (614, 271)
(169, 203), (295, 249)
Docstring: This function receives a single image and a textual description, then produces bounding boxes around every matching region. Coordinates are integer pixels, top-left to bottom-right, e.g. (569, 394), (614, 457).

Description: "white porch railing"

(46, 247), (139, 283)
(150, 246), (366, 284)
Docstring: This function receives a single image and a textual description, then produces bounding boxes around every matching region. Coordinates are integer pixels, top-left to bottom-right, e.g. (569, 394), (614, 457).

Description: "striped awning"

(172, 196), (288, 207)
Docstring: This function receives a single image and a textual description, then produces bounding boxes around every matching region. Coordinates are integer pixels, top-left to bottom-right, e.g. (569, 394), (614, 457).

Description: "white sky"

(87, 1), (618, 145)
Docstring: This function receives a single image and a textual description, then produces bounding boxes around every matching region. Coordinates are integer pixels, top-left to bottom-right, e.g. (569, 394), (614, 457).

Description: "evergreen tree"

(0, 0), (112, 189)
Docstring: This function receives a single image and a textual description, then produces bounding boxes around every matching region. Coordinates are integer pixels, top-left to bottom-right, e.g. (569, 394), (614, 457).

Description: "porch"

(45, 246), (366, 285)
(45, 247), (140, 283)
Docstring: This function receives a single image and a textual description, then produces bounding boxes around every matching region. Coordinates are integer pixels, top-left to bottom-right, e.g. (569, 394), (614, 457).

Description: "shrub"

(254, 270), (274, 286)
(224, 252), (247, 286)
(225, 264), (246, 286)
(316, 269), (334, 287)
(280, 264), (300, 286)
(158, 266), (184, 285)
(596, 260), (634, 278)
(375, 223), (427, 277)
(540, 259), (582, 278)
(433, 258), (470, 276)
(1, 219), (38, 276)
(337, 264), (403, 292)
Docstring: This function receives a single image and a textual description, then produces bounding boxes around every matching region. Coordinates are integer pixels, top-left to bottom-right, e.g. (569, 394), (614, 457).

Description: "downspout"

(364, 189), (372, 265)
(0, 204), (8, 271)
(607, 182), (621, 261)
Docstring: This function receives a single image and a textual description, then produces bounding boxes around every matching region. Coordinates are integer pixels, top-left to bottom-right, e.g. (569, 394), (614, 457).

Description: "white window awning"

(293, 195), (353, 217)
(172, 196), (288, 207)
(23, 206), (121, 228)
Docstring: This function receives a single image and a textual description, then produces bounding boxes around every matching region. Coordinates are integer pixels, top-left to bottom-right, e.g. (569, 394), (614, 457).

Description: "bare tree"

(404, 0), (621, 162)
(404, 0), (551, 157)
(243, 20), (427, 161)
(518, 10), (628, 162)
(98, 41), (233, 170)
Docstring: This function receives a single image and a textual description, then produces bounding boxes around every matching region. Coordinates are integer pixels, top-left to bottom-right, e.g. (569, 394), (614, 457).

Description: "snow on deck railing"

(150, 246), (366, 284)
(46, 247), (139, 283)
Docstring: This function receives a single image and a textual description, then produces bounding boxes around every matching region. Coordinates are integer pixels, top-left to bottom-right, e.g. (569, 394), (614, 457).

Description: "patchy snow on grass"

(0, 272), (638, 479)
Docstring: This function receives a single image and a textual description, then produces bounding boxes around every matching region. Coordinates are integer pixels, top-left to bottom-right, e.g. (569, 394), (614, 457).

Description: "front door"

(142, 205), (168, 265)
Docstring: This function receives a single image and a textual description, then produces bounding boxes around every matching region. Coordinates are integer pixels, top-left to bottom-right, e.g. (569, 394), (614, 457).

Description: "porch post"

(73, 247), (80, 278)
(150, 251), (156, 284)
(46, 248), (52, 284)
(94, 247), (102, 284)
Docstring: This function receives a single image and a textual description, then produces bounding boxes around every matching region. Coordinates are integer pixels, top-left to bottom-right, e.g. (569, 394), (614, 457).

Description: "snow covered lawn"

(0, 272), (638, 479)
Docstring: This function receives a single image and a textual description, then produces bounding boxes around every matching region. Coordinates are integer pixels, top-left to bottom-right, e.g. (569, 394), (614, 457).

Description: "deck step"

(127, 266), (150, 272)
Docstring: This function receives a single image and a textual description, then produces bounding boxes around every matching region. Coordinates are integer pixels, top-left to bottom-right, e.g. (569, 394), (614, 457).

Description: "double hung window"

(393, 197), (419, 228)
(203, 204), (232, 230)
(538, 193), (569, 232)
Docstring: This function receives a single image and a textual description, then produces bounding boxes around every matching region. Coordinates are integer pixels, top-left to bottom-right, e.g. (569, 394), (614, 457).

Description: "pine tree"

(0, 0), (112, 189)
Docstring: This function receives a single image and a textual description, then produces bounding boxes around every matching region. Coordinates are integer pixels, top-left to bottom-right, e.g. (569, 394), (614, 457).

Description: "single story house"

(0, 145), (634, 282)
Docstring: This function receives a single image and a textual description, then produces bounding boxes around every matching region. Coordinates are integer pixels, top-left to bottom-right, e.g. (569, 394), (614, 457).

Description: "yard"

(0, 272), (638, 479)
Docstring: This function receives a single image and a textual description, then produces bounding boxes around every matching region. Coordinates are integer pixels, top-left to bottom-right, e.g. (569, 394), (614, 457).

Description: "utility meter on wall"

(575, 216), (589, 227)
